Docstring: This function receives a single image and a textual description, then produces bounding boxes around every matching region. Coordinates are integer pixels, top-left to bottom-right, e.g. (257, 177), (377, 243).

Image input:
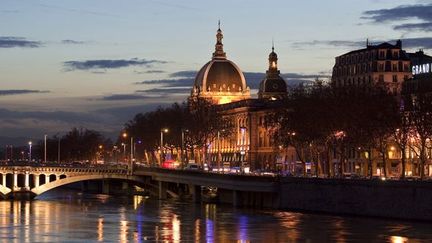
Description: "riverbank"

(277, 177), (432, 221)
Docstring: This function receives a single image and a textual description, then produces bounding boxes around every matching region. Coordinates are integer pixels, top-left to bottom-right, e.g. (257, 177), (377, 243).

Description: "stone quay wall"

(278, 178), (432, 221)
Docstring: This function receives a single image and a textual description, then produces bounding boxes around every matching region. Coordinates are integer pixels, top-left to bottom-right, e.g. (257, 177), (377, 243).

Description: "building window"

(392, 75), (398, 82)
(379, 75), (384, 82)
(392, 64), (398, 71)
(379, 63), (384, 71)
(379, 51), (385, 59)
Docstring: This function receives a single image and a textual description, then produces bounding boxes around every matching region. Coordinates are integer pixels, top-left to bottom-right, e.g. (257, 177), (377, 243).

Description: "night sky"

(1, 0), (431, 144)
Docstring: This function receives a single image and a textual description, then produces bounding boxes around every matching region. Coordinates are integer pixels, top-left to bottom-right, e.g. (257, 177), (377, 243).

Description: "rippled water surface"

(0, 189), (431, 242)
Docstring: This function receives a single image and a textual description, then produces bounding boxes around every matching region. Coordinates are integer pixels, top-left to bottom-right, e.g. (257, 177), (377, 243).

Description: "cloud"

(0, 36), (43, 48)
(0, 108), (102, 123)
(169, 70), (197, 78)
(63, 58), (167, 71)
(61, 39), (87, 44)
(136, 87), (192, 94)
(362, 4), (432, 22)
(134, 78), (194, 87)
(400, 37), (432, 49)
(292, 40), (365, 49)
(101, 94), (150, 101)
(134, 70), (166, 74)
(394, 22), (432, 32)
(362, 4), (432, 32)
(0, 90), (50, 96)
(293, 37), (432, 50)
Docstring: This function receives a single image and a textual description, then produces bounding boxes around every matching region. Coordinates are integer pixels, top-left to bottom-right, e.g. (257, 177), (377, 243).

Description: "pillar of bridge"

(2, 174), (6, 187)
(189, 184), (201, 203)
(13, 173), (18, 190)
(24, 172), (29, 189)
(121, 181), (133, 194)
(102, 180), (110, 194)
(45, 175), (50, 184)
(233, 190), (242, 207)
(158, 181), (168, 200)
(34, 174), (39, 188)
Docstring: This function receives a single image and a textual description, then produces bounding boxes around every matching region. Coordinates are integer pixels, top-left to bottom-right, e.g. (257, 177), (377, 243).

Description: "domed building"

(191, 25), (250, 104)
(258, 45), (288, 99)
(188, 24), (296, 173)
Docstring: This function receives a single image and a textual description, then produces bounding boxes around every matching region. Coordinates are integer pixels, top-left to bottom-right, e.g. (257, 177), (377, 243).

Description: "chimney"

(396, 39), (402, 48)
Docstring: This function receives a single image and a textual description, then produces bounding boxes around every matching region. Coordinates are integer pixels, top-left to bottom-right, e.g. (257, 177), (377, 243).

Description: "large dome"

(191, 25), (250, 104)
(194, 59), (246, 93)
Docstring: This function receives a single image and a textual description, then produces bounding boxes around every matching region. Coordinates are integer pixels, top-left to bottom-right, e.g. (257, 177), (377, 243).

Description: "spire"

(267, 43), (279, 77)
(272, 38), (274, 52)
(212, 21), (226, 59)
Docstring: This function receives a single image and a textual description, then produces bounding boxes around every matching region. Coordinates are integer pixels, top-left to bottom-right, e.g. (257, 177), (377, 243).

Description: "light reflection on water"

(0, 189), (429, 242)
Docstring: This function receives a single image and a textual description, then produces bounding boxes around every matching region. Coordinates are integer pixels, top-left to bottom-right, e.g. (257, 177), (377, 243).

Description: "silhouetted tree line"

(121, 97), (232, 165)
(269, 80), (432, 179)
(31, 127), (112, 163)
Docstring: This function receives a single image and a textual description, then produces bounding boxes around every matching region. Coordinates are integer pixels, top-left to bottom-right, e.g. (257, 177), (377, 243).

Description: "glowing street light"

(28, 141), (32, 162)
(122, 132), (134, 173)
(160, 128), (169, 166)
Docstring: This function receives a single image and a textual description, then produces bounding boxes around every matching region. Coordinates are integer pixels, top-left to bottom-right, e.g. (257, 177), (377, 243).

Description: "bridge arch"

(31, 174), (146, 196)
(0, 184), (11, 199)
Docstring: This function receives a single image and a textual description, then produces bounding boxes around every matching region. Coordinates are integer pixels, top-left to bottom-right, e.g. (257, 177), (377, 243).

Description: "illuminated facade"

(332, 40), (412, 94)
(332, 46), (432, 177)
(191, 25), (290, 171)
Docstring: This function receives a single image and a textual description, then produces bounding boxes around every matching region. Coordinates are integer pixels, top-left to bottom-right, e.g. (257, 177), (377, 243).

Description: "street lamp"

(160, 128), (169, 166)
(181, 129), (189, 168)
(122, 132), (134, 173)
(44, 134), (47, 163)
(28, 141), (32, 162)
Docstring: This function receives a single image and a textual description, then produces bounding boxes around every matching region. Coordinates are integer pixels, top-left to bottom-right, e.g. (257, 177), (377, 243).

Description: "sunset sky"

(1, 0), (431, 144)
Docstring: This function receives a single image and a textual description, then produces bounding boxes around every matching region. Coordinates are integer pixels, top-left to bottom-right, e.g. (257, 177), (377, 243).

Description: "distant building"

(331, 40), (412, 93)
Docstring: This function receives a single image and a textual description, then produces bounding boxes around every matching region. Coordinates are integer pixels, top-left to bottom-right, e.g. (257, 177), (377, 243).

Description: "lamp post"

(160, 128), (169, 166)
(181, 129), (189, 168)
(44, 134), (47, 163)
(122, 132), (134, 173)
(28, 141), (32, 162)
(121, 143), (126, 159)
(58, 137), (61, 163)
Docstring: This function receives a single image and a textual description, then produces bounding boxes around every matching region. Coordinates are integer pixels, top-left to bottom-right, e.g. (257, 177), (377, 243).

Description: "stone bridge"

(0, 165), (145, 199)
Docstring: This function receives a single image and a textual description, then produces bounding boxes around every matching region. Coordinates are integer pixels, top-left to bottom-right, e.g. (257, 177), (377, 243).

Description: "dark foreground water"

(0, 189), (431, 242)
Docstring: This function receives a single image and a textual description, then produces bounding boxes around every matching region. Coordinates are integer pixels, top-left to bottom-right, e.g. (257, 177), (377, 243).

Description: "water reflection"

(0, 190), (429, 242)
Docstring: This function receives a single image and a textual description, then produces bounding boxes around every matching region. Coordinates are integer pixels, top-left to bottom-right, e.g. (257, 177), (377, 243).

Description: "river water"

(0, 189), (430, 242)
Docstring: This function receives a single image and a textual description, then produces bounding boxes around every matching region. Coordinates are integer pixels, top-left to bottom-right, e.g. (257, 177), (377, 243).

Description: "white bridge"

(0, 165), (145, 199)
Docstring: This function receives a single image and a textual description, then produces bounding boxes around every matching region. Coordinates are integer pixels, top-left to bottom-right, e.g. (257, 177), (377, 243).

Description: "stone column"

(45, 175), (50, 183)
(102, 180), (110, 194)
(24, 172), (29, 188)
(233, 190), (241, 207)
(2, 174), (6, 187)
(189, 184), (201, 203)
(13, 173), (18, 189)
(158, 181), (167, 200)
(34, 175), (39, 187)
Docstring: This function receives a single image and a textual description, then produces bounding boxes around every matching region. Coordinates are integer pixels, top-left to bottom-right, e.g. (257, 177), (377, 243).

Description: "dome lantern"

(258, 44), (288, 100)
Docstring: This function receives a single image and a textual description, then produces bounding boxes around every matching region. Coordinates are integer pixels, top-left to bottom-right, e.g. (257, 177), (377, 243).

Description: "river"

(0, 189), (430, 242)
